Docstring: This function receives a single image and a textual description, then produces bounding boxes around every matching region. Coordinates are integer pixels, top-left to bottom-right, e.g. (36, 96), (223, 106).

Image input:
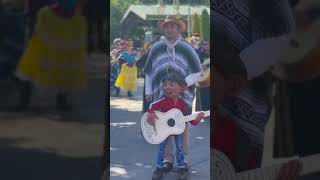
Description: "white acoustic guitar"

(140, 108), (210, 144)
(212, 149), (320, 180)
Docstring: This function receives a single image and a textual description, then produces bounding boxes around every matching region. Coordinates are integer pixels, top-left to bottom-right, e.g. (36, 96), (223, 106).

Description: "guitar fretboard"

(213, 149), (320, 180)
(236, 153), (320, 180)
(183, 111), (210, 122)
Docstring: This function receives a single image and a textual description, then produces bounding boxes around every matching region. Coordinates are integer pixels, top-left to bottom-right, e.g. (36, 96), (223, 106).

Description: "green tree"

(110, 1), (122, 42)
(168, 0), (209, 5)
(112, 0), (140, 13)
(140, 0), (209, 5)
(140, 0), (157, 4)
(192, 13), (200, 34)
(200, 9), (209, 41)
(110, 0), (141, 42)
(126, 21), (146, 38)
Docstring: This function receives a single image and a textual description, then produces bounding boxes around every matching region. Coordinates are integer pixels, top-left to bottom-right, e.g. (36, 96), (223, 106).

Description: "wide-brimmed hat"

(158, 15), (187, 33)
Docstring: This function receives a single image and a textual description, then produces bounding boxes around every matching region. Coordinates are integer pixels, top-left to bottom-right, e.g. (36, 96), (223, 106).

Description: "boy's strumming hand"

(147, 112), (158, 126)
(193, 112), (205, 125)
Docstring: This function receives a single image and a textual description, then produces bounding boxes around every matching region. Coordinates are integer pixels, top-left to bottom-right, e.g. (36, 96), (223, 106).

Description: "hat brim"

(158, 20), (187, 33)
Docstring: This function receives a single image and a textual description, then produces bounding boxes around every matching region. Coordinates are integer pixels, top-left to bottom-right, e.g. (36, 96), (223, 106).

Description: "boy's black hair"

(161, 67), (187, 86)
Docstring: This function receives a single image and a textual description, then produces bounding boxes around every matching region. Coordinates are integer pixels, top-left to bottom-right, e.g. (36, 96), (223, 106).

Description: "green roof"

(121, 4), (210, 23)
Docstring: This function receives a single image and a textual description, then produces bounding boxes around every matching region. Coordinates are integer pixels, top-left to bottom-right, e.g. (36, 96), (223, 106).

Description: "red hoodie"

(212, 113), (258, 171)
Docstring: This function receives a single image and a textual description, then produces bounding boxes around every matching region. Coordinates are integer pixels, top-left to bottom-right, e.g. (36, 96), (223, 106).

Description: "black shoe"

(152, 168), (164, 180)
(178, 168), (188, 180)
(16, 81), (32, 111)
(56, 93), (72, 111)
(184, 162), (189, 172)
(163, 162), (173, 172)
(127, 91), (133, 97)
(115, 87), (120, 96)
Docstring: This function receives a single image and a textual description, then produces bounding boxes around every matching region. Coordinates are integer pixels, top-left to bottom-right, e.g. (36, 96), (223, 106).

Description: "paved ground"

(0, 53), (106, 180)
(110, 79), (210, 180)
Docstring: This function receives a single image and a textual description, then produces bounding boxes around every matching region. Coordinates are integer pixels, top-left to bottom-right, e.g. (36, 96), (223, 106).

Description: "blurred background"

(0, 0), (107, 179)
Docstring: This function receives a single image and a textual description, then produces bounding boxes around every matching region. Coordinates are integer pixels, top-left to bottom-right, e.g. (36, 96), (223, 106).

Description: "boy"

(147, 73), (204, 180)
(144, 16), (202, 170)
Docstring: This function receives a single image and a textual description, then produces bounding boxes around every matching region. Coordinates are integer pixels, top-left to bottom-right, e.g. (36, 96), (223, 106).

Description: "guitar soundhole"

(167, 119), (175, 127)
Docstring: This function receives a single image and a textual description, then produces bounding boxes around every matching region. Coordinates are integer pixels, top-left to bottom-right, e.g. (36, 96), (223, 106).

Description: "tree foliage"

(111, 0), (140, 13)
(110, 2), (122, 42)
(110, 0), (141, 42)
(192, 13), (200, 34)
(200, 9), (209, 41)
(140, 0), (209, 5)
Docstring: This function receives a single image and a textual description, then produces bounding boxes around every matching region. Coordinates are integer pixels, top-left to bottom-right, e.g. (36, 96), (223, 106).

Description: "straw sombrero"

(158, 15), (187, 33)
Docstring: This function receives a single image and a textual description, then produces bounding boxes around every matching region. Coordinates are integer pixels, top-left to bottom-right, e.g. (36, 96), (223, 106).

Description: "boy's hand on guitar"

(276, 159), (302, 180)
(192, 112), (205, 125)
(147, 112), (158, 126)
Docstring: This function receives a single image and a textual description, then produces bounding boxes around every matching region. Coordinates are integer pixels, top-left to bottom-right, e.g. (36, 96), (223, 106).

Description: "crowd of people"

(109, 27), (210, 110)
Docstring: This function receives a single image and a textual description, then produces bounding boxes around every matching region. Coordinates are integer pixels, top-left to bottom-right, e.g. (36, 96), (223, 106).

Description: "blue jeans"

(156, 134), (185, 169)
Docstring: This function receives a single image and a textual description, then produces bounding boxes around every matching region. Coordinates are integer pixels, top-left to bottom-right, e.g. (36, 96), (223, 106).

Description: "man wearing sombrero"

(144, 15), (202, 179)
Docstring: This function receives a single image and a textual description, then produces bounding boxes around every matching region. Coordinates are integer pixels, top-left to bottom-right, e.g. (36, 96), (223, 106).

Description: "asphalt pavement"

(0, 53), (107, 180)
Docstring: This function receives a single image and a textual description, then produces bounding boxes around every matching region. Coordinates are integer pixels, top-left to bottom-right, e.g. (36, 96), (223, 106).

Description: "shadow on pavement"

(0, 138), (103, 180)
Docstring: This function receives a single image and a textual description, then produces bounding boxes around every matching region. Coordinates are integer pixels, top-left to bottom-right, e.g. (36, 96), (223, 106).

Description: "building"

(120, 4), (209, 37)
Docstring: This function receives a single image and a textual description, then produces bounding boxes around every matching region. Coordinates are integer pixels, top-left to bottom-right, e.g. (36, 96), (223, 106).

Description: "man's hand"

(147, 112), (158, 126)
(276, 159), (302, 180)
(146, 95), (153, 102)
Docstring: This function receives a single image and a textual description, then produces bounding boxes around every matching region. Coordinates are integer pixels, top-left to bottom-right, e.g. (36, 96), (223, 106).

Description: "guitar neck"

(183, 111), (210, 122)
(237, 153), (320, 180)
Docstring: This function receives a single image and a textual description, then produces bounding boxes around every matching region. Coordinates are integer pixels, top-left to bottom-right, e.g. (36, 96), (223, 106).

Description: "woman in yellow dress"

(17, 0), (88, 111)
(115, 39), (138, 97)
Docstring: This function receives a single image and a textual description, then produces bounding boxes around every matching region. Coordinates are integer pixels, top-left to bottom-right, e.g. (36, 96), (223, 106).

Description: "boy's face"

(163, 80), (185, 99)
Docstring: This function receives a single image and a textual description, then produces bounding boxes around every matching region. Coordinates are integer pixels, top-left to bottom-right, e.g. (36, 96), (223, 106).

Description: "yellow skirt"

(17, 35), (87, 91)
(115, 64), (137, 91)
